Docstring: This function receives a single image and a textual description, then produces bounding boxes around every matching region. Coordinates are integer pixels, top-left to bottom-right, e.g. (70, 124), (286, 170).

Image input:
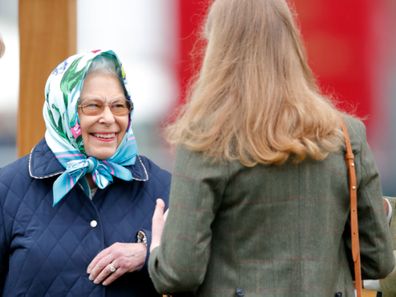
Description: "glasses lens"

(110, 100), (131, 116)
(79, 99), (131, 116)
(80, 100), (104, 116)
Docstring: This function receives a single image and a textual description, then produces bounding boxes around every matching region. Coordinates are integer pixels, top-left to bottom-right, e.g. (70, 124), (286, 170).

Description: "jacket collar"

(29, 138), (149, 181)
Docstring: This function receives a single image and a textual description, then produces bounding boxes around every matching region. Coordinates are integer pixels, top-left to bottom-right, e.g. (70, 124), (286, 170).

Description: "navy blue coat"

(0, 139), (171, 296)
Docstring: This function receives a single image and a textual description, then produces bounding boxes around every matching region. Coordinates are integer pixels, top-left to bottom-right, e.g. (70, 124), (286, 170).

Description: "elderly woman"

(0, 50), (170, 296)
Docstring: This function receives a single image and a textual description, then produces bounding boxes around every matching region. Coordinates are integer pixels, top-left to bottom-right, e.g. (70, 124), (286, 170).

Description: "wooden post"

(18, 0), (76, 156)
(362, 289), (378, 297)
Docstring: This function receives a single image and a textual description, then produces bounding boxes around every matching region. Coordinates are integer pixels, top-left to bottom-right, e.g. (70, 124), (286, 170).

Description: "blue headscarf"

(43, 50), (138, 206)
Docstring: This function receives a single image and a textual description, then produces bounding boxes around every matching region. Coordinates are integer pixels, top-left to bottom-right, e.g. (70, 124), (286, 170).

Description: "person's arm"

(346, 120), (394, 279)
(148, 147), (229, 294)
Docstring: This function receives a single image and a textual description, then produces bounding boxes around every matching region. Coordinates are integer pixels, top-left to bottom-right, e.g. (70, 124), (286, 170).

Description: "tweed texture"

(149, 116), (394, 297)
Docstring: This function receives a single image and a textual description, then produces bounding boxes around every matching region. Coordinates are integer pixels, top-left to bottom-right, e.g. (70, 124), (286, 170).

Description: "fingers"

(383, 197), (393, 225)
(102, 262), (125, 286)
(87, 247), (112, 273)
(164, 208), (169, 221)
(87, 242), (147, 286)
(153, 198), (165, 219)
(91, 260), (123, 286)
(152, 198), (166, 226)
(88, 253), (114, 282)
(151, 199), (167, 252)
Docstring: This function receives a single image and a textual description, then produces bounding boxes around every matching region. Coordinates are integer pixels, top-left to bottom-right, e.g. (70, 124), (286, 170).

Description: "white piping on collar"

(132, 156), (149, 181)
(29, 145), (64, 179)
(29, 144), (149, 182)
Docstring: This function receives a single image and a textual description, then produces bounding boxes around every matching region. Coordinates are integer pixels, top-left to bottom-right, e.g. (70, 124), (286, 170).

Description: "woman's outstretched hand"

(151, 198), (168, 252)
(87, 242), (146, 286)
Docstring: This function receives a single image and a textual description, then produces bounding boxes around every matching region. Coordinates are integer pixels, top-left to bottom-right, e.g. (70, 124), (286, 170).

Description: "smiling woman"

(0, 49), (171, 297)
(78, 59), (131, 161)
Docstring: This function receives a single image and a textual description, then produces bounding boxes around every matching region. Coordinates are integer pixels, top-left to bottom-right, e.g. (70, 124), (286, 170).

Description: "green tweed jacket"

(149, 117), (394, 297)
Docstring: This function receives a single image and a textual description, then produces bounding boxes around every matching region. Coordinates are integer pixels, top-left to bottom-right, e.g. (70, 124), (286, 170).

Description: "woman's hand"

(150, 198), (168, 252)
(87, 242), (146, 286)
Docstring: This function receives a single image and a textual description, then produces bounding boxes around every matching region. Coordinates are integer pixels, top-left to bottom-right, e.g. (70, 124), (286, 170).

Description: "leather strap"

(341, 120), (362, 297)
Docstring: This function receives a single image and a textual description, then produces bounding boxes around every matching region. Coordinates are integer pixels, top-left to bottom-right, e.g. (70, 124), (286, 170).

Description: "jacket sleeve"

(148, 146), (229, 294)
(348, 119), (395, 279)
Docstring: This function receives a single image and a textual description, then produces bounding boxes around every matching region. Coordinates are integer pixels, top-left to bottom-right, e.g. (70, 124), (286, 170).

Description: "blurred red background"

(176, 0), (396, 194)
(177, 0), (395, 136)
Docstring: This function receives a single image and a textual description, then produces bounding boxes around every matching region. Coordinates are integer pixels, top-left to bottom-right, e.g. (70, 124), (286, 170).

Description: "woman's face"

(78, 72), (129, 160)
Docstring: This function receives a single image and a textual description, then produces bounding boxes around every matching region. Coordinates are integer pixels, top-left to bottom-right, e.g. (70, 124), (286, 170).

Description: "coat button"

(90, 220), (98, 228)
(235, 288), (244, 297)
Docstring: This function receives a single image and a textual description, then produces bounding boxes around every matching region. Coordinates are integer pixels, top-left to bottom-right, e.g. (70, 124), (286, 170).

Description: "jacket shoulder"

(343, 114), (365, 135)
(0, 156), (30, 188)
(138, 156), (171, 202)
(0, 156), (31, 206)
(342, 114), (368, 153)
(139, 156), (171, 182)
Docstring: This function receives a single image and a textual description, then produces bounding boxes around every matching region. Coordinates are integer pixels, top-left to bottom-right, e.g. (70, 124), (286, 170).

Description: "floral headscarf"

(43, 50), (138, 206)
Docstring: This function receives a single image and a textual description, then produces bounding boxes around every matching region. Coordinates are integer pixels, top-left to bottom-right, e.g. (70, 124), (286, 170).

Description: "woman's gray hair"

(87, 55), (119, 76)
(84, 54), (129, 98)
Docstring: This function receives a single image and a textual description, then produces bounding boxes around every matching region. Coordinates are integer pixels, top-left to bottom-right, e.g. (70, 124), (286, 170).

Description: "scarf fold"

(52, 154), (133, 205)
(43, 49), (138, 206)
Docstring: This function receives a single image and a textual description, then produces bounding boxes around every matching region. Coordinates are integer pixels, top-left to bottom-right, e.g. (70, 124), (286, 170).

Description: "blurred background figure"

(0, 33), (5, 57)
(0, 2), (18, 165)
(0, 0), (395, 196)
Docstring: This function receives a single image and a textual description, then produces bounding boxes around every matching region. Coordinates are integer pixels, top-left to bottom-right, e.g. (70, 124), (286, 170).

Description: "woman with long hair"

(148, 0), (394, 296)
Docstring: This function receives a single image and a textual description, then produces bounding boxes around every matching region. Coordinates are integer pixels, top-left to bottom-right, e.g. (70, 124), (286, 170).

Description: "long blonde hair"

(167, 0), (344, 166)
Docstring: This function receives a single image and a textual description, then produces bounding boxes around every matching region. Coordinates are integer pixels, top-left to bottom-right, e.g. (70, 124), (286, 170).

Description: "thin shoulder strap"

(340, 119), (362, 297)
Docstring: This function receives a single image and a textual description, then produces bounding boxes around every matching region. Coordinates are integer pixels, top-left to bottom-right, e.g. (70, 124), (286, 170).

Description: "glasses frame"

(78, 98), (133, 116)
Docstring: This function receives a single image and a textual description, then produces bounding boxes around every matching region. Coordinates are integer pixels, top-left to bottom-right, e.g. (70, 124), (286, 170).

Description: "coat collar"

(29, 138), (149, 181)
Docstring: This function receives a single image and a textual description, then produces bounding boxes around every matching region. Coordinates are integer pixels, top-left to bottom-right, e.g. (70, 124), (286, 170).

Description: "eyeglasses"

(78, 98), (133, 116)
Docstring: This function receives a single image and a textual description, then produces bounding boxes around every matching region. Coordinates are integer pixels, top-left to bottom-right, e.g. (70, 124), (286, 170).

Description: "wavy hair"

(167, 0), (344, 166)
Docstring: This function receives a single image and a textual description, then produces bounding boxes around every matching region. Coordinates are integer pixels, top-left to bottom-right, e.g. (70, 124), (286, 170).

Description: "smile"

(92, 133), (117, 140)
